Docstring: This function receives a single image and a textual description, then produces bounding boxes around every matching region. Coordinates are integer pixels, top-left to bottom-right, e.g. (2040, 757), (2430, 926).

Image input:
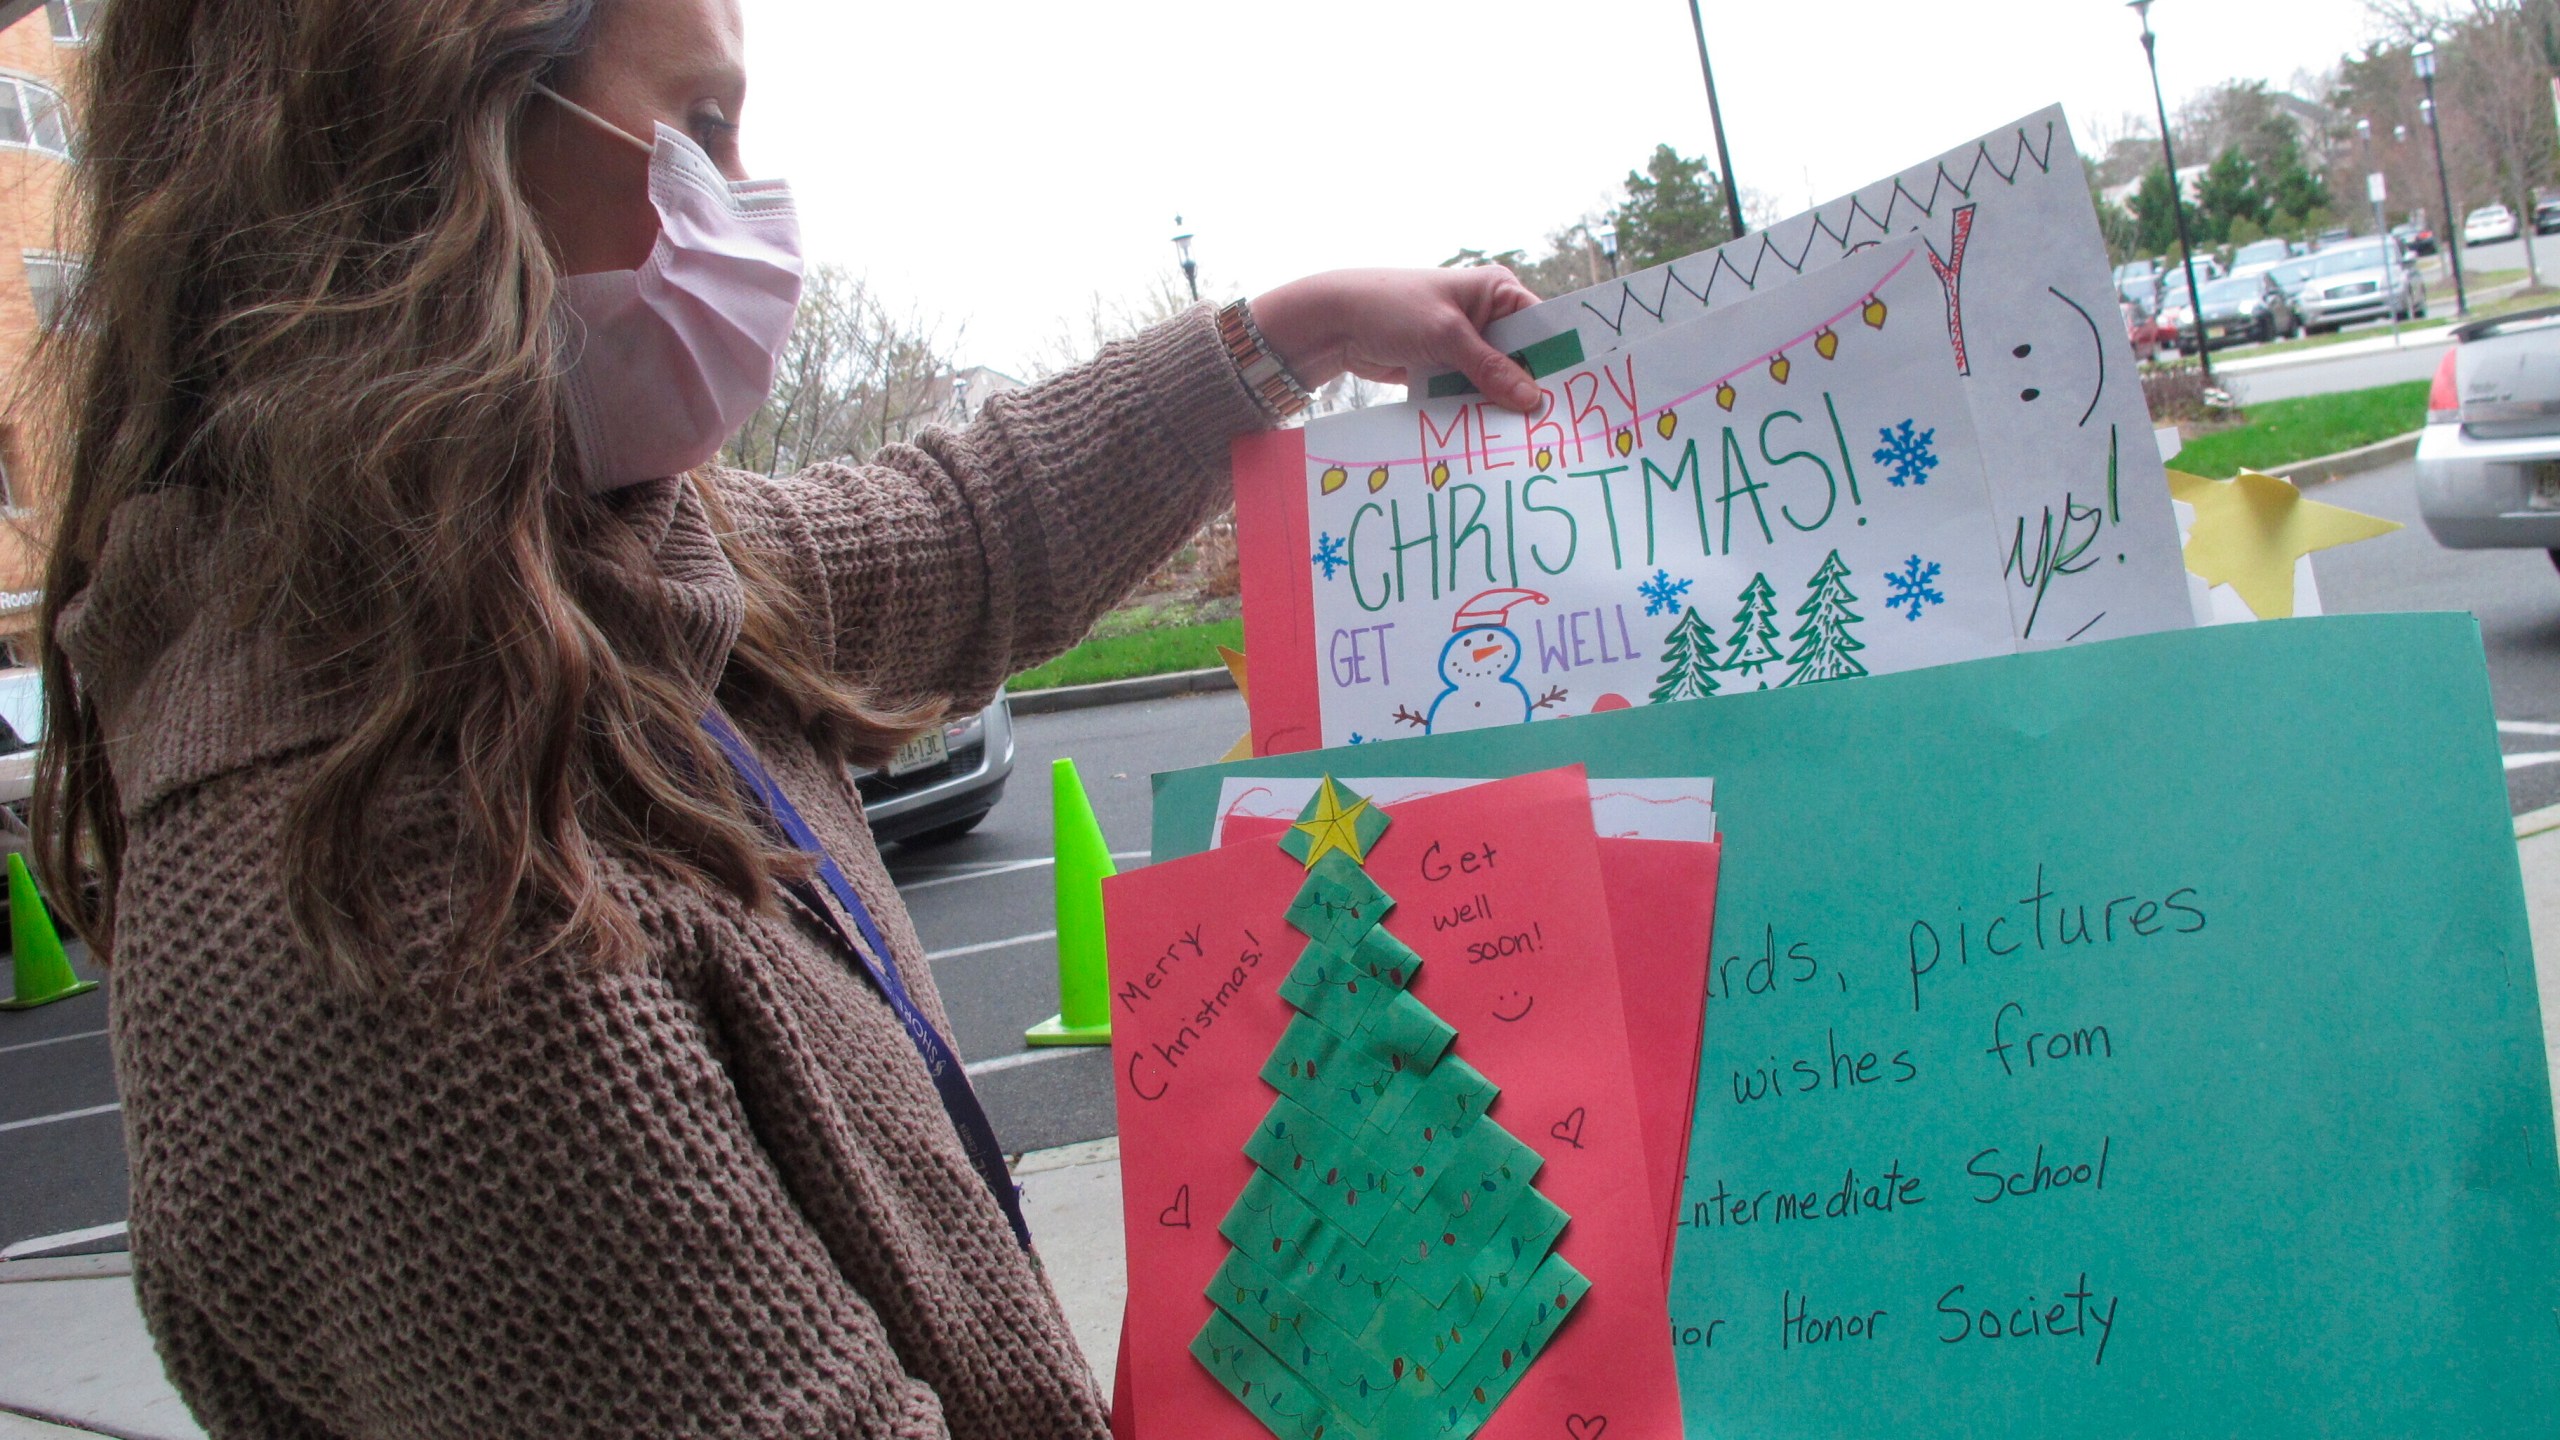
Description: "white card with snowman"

(1409, 104), (2195, 654)
(1288, 237), (2017, 749)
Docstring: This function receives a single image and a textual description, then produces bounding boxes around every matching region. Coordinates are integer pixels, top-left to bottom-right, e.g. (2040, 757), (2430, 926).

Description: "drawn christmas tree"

(1782, 549), (1869, 686)
(1194, 778), (1586, 1440)
(1723, 573), (1783, 683)
(1649, 605), (1722, 704)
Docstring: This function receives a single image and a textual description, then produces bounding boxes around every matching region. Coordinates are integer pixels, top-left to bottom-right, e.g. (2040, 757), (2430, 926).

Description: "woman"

(34, 0), (1540, 1435)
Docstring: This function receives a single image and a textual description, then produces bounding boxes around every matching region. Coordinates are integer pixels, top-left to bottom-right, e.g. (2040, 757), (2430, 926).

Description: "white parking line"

(2501, 721), (2560, 737)
(2505, 752), (2560, 772)
(896, 852), (1147, 894)
(963, 1049), (1084, 1079)
(0, 1102), (121, 1136)
(1, 1221), (127, 1261)
(0, 1028), (107, 1058)
(923, 930), (1058, 963)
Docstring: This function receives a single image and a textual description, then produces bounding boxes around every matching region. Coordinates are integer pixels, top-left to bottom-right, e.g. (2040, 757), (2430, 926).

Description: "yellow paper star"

(2167, 468), (2401, 620)
(1290, 777), (1377, 869)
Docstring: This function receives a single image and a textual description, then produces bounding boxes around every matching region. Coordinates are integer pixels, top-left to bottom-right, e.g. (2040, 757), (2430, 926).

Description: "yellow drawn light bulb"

(1320, 466), (1348, 494)
(1534, 446), (1554, 470)
(1815, 327), (1840, 360)
(1863, 295), (1888, 328)
(1367, 466), (1390, 493)
(1429, 460), (1451, 489)
(1656, 411), (1678, 440)
(1613, 428), (1635, 457)
(1769, 353), (1792, 384)
(1715, 383), (1737, 411)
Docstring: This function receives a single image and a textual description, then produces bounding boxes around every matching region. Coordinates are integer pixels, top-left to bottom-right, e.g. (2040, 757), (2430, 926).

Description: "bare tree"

(2364, 0), (2559, 288)
(1030, 272), (1197, 380)
(723, 263), (956, 473)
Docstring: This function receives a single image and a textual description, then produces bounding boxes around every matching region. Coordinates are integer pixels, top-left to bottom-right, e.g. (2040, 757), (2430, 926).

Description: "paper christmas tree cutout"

(1193, 778), (1586, 1440)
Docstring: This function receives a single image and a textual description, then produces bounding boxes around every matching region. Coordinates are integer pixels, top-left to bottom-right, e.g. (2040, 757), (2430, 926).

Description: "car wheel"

(906, 809), (994, 847)
(2548, 549), (2560, 577)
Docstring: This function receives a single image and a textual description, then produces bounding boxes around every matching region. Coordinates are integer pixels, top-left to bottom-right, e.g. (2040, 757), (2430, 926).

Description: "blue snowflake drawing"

(1346, 732), (1369, 745)
(1873, 419), (1940, 488)
(1310, 532), (1347, 581)
(1884, 555), (1946, 621)
(1636, 568), (1694, 617)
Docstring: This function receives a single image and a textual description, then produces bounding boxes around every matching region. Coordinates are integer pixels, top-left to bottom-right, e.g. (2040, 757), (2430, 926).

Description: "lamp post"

(2413, 41), (2468, 316)
(2128, 0), (2214, 385)
(1172, 218), (1199, 303)
(1684, 0), (1749, 239)
(1603, 220), (1622, 278)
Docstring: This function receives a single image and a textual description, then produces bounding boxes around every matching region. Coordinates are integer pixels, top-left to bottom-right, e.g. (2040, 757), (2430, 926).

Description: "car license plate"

(2530, 464), (2560, 511)
(886, 730), (949, 777)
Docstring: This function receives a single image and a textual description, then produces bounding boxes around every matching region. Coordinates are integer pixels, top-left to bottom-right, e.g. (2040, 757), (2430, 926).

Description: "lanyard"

(701, 709), (1033, 1251)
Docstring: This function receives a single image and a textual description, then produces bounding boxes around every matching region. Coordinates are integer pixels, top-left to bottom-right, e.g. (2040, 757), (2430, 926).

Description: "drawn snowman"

(1395, 588), (1567, 735)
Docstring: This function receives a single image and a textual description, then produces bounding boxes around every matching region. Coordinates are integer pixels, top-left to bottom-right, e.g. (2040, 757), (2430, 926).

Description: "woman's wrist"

(1244, 277), (1349, 393)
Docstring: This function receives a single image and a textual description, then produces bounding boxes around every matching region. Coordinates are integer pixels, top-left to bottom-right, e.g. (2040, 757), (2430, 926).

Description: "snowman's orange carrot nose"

(1472, 644), (1503, 662)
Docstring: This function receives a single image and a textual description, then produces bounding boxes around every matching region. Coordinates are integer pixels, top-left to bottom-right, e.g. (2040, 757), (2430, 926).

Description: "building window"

(46, 1), (101, 43)
(24, 253), (81, 330)
(0, 77), (70, 157)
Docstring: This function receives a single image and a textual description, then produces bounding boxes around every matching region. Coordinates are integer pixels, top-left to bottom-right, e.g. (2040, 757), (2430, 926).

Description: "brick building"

(0, 0), (85, 664)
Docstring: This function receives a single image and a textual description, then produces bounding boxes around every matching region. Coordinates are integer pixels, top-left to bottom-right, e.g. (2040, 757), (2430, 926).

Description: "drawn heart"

(1566, 1415), (1609, 1440)
(1550, 1108), (1587, 1151)
(1159, 1185), (1192, 1229)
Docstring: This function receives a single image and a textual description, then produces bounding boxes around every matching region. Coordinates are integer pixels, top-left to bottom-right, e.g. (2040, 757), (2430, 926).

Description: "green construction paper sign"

(1157, 615), (2560, 1435)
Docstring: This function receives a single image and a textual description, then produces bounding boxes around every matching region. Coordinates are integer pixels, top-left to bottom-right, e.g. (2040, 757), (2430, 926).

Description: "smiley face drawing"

(1492, 990), (1536, 1023)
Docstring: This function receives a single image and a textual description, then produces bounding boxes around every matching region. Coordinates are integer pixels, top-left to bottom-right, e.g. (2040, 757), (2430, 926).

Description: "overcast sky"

(741, 0), (2393, 376)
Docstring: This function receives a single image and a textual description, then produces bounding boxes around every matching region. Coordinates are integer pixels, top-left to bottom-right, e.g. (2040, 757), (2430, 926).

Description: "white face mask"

(536, 86), (805, 492)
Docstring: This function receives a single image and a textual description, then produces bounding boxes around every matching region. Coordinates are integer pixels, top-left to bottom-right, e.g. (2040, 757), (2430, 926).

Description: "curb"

(2517, 802), (2560, 842)
(2276, 430), (2422, 488)
(1007, 665), (1238, 716)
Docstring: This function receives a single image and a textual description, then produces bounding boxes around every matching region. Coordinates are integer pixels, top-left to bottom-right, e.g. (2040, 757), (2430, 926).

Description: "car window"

(0, 672), (39, 756)
(2310, 247), (2386, 276)
(2232, 240), (2290, 267)
(2201, 278), (2262, 303)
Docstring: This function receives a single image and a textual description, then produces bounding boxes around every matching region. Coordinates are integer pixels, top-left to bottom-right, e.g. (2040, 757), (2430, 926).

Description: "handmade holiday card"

(1153, 614), (2560, 1436)
(1237, 238), (2019, 754)
(1408, 104), (2192, 656)
(1106, 769), (1684, 1439)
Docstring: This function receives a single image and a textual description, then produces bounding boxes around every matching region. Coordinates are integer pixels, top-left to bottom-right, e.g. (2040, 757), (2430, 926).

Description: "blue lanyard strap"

(701, 709), (1033, 1251)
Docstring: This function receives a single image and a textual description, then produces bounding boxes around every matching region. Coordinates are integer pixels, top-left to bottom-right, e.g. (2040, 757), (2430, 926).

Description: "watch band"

(1217, 299), (1315, 421)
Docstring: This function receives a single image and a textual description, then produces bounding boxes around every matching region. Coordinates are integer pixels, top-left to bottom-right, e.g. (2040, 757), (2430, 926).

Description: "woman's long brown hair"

(31, 0), (927, 985)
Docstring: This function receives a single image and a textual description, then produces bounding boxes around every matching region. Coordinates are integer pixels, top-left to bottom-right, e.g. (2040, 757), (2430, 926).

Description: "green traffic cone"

(1, 852), (95, 1010)
(1025, 758), (1115, 1047)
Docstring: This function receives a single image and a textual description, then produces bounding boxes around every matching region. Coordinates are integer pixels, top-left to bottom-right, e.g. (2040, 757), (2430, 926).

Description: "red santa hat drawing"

(1450, 588), (1550, 631)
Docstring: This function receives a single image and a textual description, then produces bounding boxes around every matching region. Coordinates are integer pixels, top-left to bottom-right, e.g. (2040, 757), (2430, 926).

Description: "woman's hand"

(1250, 268), (1546, 414)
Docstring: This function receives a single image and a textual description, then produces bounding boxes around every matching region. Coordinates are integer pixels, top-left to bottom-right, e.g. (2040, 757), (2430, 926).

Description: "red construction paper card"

(1602, 837), (1720, 1279)
(1232, 429), (1323, 756)
(1105, 767), (1681, 1440)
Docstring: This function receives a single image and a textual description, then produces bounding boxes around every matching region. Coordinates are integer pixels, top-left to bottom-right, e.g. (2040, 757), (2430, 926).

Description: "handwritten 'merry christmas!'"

(1296, 240), (2016, 749)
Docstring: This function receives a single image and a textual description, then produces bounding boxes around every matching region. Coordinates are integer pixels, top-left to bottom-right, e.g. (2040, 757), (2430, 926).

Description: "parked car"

(2193, 272), (2298, 348)
(2464, 203), (2520, 246)
(853, 691), (1016, 846)
(2113, 258), (2160, 309)
(2415, 307), (2560, 564)
(2394, 216), (2440, 256)
(2264, 254), (2322, 309)
(2537, 199), (2560, 236)
(2120, 301), (2161, 362)
(2227, 237), (2295, 276)
(2292, 240), (2426, 333)
(0, 667), (38, 897)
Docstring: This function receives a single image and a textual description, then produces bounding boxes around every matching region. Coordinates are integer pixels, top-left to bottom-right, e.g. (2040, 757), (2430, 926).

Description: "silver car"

(853, 692), (1015, 846)
(2294, 242), (2425, 333)
(2415, 307), (2560, 556)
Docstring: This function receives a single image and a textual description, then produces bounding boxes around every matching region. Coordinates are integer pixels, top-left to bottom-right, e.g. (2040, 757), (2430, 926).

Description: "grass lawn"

(1010, 616), (1244, 691)
(2171, 380), (2429, 479)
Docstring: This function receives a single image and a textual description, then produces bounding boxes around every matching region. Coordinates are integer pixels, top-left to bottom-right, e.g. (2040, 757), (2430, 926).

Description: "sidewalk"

(12, 817), (2560, 1436)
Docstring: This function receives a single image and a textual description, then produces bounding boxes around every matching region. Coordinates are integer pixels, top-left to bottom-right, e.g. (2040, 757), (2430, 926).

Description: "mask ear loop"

(530, 82), (657, 158)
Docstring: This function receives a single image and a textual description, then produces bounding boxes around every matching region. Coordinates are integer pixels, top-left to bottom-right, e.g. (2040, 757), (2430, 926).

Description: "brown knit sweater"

(57, 309), (1270, 1438)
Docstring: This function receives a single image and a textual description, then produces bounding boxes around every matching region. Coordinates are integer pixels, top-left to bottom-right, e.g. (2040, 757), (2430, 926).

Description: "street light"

(2128, 0), (2215, 385)
(1603, 220), (1621, 277)
(1172, 218), (1199, 303)
(1684, 0), (1749, 239)
(2412, 40), (2468, 315)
